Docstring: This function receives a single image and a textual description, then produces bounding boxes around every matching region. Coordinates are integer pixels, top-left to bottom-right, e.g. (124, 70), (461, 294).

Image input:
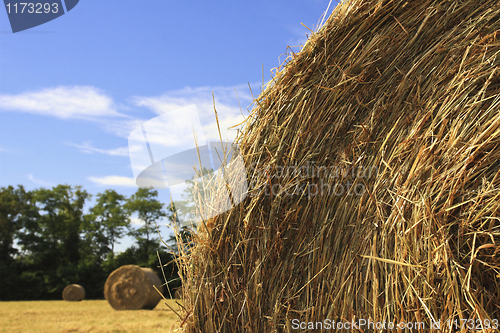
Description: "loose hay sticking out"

(62, 284), (85, 302)
(104, 265), (164, 310)
(177, 0), (500, 331)
(174, 287), (183, 300)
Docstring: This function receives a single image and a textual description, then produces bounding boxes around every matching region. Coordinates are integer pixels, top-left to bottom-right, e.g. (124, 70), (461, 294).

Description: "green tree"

(17, 185), (90, 298)
(171, 166), (215, 224)
(0, 185), (36, 263)
(125, 188), (166, 263)
(0, 185), (39, 300)
(28, 185), (90, 265)
(164, 167), (215, 254)
(85, 190), (130, 257)
(165, 201), (195, 254)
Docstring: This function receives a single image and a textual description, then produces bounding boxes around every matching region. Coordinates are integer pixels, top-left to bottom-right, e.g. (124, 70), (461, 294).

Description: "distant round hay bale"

(104, 265), (164, 310)
(62, 284), (85, 302)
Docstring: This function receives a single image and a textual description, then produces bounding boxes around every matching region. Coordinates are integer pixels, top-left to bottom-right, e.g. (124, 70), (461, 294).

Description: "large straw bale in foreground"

(178, 0), (500, 331)
(62, 284), (85, 302)
(104, 265), (164, 310)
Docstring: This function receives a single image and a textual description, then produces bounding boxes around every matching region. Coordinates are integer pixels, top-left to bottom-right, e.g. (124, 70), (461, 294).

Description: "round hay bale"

(104, 265), (164, 310)
(62, 284), (85, 302)
(179, 0), (500, 331)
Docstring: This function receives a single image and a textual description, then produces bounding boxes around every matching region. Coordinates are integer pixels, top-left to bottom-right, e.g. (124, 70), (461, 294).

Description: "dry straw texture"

(174, 287), (183, 300)
(62, 284), (85, 302)
(104, 265), (164, 310)
(176, 0), (500, 331)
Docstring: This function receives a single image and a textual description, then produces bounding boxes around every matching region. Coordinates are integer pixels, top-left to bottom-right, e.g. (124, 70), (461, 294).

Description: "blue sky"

(0, 0), (337, 251)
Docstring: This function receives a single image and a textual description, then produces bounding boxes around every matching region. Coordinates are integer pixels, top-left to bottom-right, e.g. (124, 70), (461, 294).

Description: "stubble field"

(0, 299), (183, 333)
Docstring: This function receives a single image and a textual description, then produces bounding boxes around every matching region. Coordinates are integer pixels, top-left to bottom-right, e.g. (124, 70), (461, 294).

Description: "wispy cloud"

(28, 174), (55, 187)
(0, 86), (127, 121)
(100, 118), (148, 140)
(130, 84), (257, 146)
(67, 141), (141, 157)
(131, 84), (255, 115)
(88, 175), (137, 187)
(124, 84), (261, 184)
(0, 145), (8, 153)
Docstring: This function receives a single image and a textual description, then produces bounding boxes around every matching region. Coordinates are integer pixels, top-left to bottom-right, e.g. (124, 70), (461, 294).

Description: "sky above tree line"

(0, 0), (339, 251)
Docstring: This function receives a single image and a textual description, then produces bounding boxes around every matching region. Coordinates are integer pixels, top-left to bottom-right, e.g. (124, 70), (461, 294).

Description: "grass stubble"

(0, 299), (183, 333)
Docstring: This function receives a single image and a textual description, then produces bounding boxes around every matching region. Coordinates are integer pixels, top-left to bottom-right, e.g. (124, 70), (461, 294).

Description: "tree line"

(0, 184), (186, 301)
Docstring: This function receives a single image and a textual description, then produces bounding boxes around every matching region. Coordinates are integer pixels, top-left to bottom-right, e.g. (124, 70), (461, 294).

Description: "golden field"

(0, 299), (183, 333)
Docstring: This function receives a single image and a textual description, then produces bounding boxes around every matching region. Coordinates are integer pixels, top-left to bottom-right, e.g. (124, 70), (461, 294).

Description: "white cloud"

(131, 84), (255, 115)
(28, 174), (55, 187)
(0, 145), (8, 153)
(129, 84), (258, 146)
(101, 118), (147, 139)
(67, 141), (141, 157)
(124, 84), (262, 185)
(88, 175), (137, 187)
(0, 86), (127, 121)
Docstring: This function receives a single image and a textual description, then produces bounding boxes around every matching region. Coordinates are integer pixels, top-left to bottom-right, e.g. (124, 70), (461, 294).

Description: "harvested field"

(0, 300), (182, 333)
